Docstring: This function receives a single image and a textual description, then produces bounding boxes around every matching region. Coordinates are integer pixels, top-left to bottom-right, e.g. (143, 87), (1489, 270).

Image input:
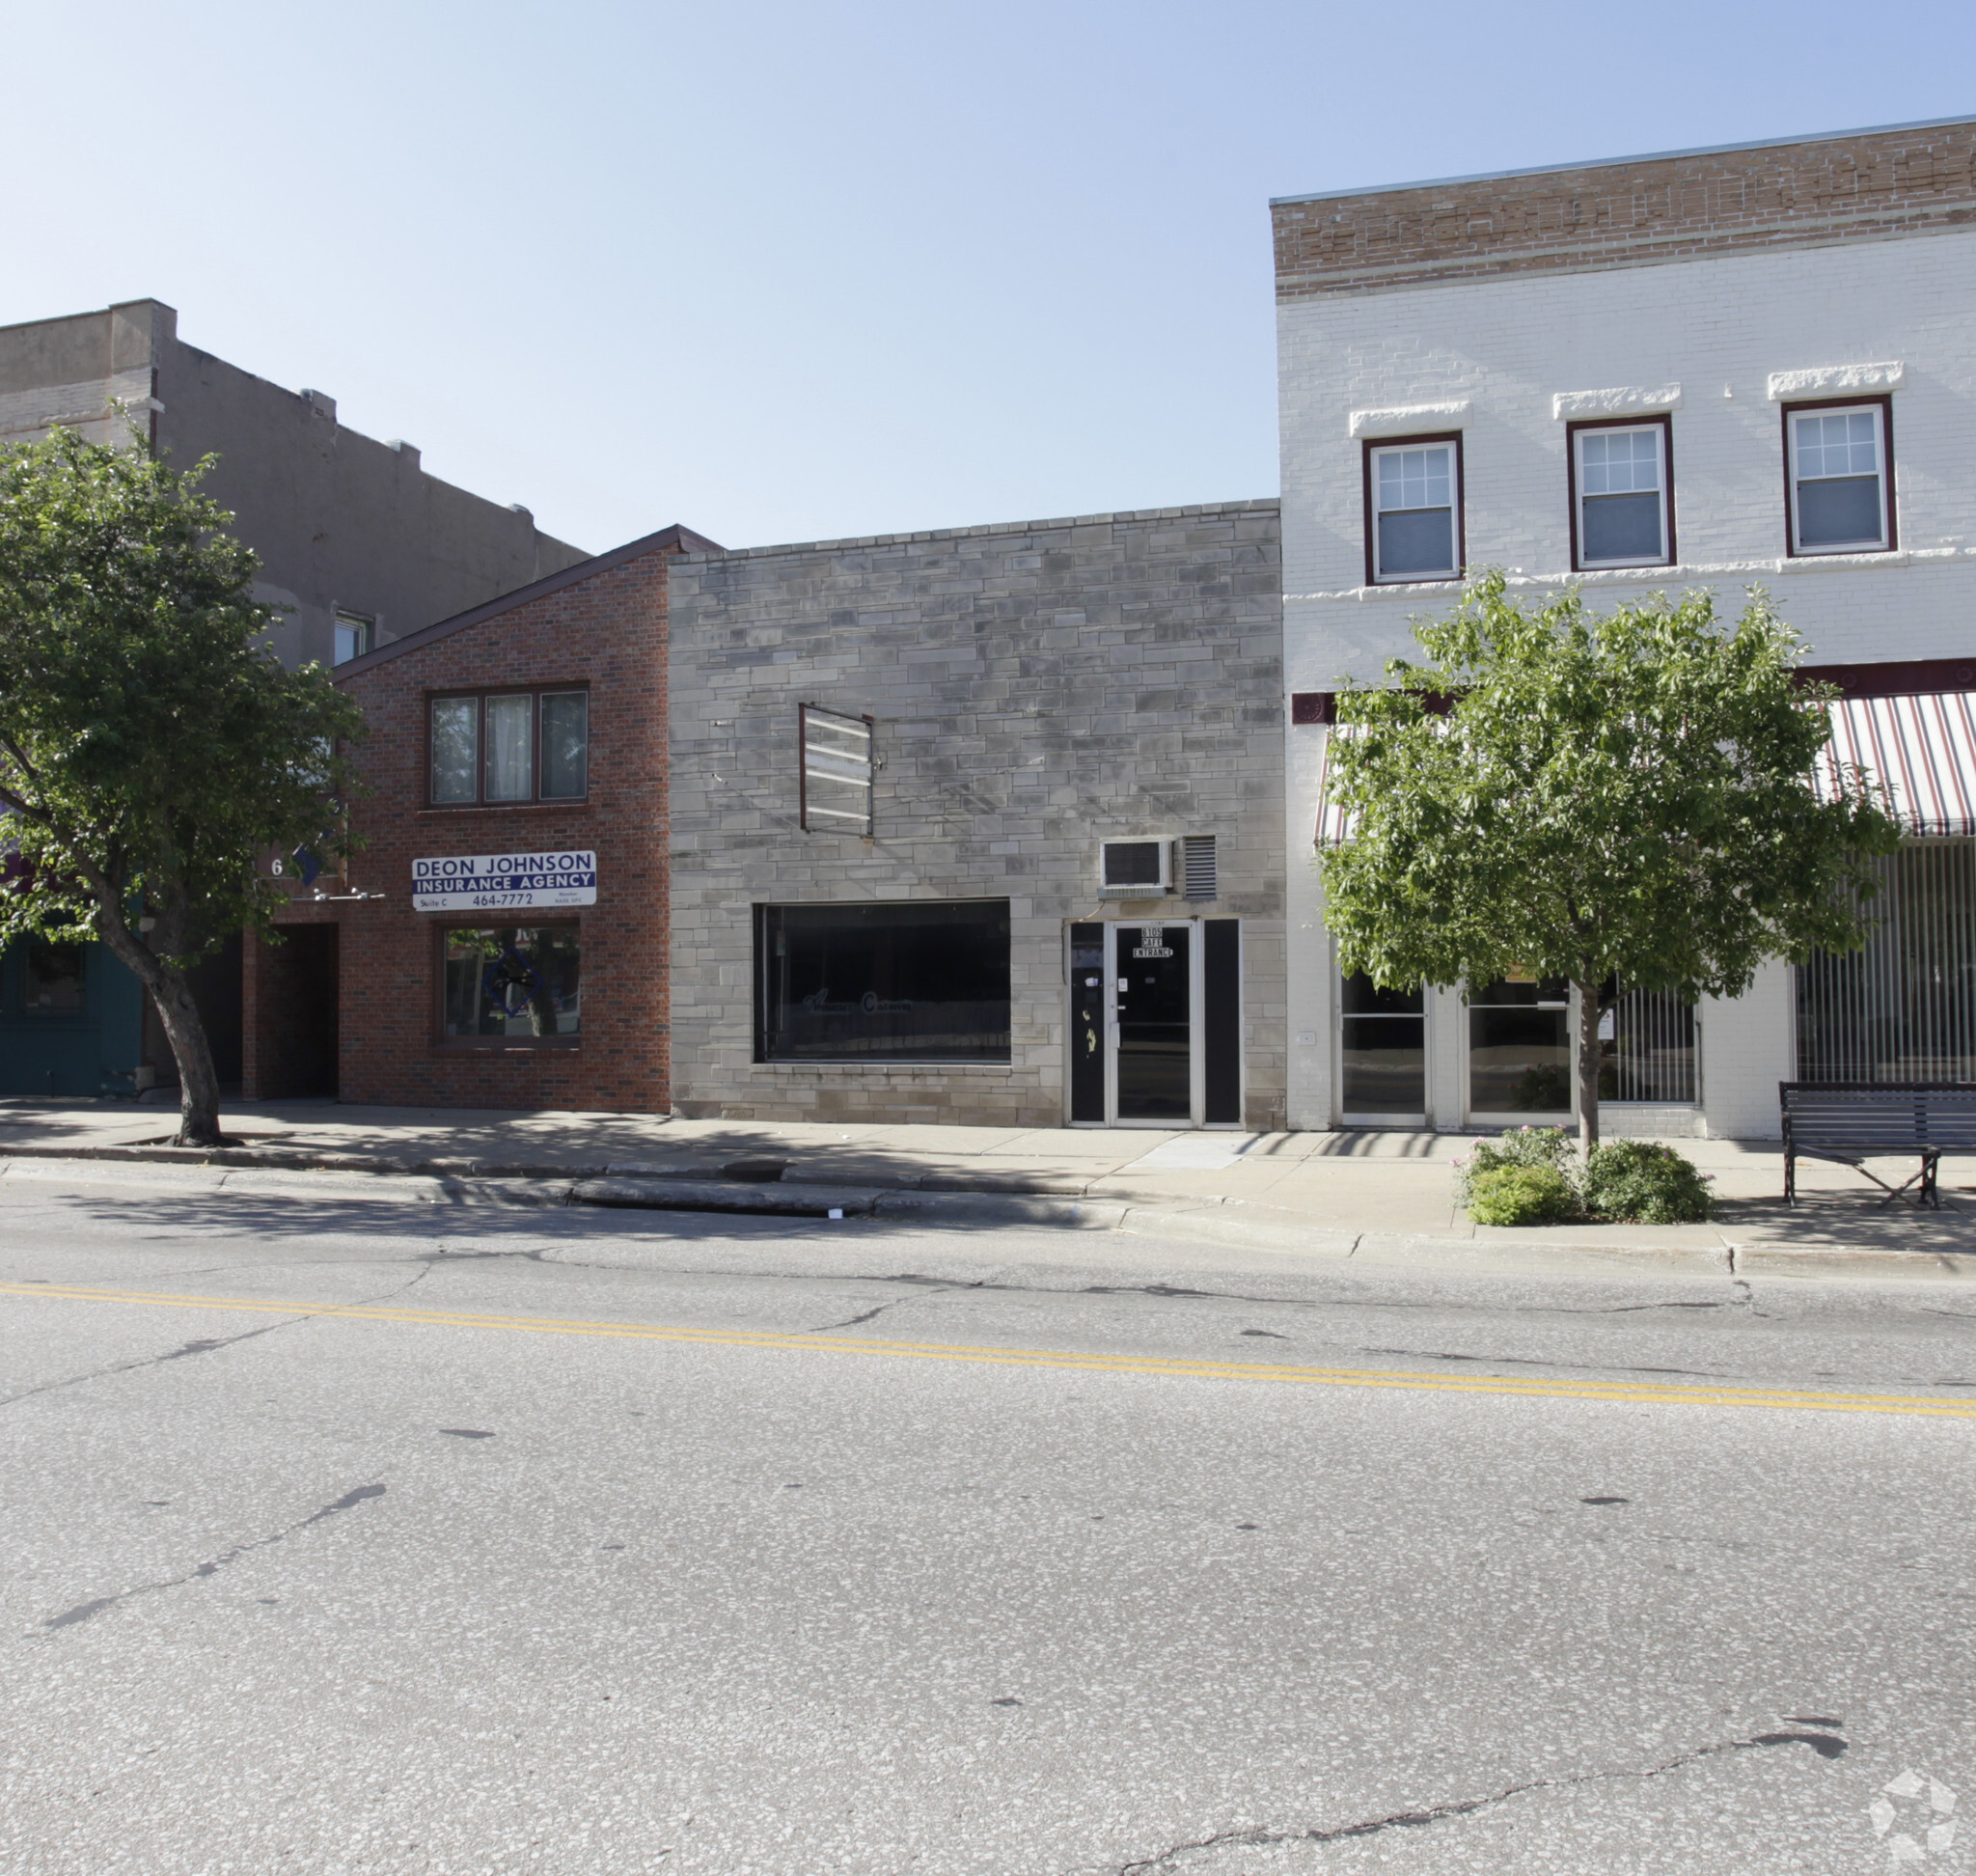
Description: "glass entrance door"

(1109, 923), (1194, 1123)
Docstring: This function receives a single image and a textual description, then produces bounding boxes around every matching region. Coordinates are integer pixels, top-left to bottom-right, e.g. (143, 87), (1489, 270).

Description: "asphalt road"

(2, 1168), (1973, 1876)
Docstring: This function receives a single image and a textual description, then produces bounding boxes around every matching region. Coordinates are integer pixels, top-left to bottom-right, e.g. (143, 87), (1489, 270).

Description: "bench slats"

(1777, 1082), (1976, 1207)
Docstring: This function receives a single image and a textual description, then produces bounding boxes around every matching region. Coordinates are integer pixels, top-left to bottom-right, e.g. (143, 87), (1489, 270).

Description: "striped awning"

(1314, 724), (1357, 848)
(1816, 691), (1976, 837)
(1316, 691), (1976, 848)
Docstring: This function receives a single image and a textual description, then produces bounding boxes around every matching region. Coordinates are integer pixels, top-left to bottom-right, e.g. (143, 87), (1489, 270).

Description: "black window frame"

(754, 898), (1012, 1064)
(1783, 394), (1897, 558)
(425, 685), (591, 808)
(1567, 413), (1675, 571)
(1362, 431), (1465, 587)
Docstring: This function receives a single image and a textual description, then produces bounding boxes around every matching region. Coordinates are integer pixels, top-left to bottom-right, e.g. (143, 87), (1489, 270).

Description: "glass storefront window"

(1340, 972), (1424, 1116)
(24, 941), (85, 1014)
(755, 900), (1010, 1062)
(442, 927), (581, 1040)
(1468, 978), (1572, 1115)
(1599, 986), (1697, 1102)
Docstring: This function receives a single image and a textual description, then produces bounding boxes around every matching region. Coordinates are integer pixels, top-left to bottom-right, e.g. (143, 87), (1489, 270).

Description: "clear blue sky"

(6, 1), (1971, 556)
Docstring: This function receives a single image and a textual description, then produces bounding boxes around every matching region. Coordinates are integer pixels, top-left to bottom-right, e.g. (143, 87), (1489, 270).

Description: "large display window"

(755, 901), (1010, 1062)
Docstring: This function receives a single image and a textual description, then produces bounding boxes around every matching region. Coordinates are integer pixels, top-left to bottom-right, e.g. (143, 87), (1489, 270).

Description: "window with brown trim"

(1363, 433), (1463, 584)
(1785, 397), (1895, 556)
(1568, 415), (1673, 570)
(428, 688), (589, 806)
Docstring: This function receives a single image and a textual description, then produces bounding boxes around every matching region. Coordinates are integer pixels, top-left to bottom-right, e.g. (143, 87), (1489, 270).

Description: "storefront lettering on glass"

(1132, 928), (1175, 959)
(411, 850), (598, 912)
(799, 988), (916, 1015)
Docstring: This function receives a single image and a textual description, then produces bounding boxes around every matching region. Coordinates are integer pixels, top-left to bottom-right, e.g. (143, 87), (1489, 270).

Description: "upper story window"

(429, 688), (590, 806)
(1787, 400), (1894, 555)
(333, 611), (374, 664)
(1570, 418), (1672, 569)
(1365, 435), (1461, 584)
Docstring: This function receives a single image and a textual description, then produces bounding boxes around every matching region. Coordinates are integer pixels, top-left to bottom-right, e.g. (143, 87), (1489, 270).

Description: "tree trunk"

(1575, 978), (1602, 1155)
(149, 966), (224, 1147)
(88, 894), (226, 1148)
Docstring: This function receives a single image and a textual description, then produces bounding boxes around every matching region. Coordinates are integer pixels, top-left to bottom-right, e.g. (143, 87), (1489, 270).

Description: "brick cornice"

(1274, 119), (1976, 301)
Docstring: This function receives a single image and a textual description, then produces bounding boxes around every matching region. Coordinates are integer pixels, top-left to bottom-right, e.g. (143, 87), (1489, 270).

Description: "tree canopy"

(0, 425), (365, 1145)
(1317, 574), (1901, 1146)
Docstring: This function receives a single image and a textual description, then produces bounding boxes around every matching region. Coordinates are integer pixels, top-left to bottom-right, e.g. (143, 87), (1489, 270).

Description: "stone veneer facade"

(667, 501), (1285, 1129)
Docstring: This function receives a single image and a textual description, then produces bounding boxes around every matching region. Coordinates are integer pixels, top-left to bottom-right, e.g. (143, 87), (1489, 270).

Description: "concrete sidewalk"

(3, 1096), (1974, 1280)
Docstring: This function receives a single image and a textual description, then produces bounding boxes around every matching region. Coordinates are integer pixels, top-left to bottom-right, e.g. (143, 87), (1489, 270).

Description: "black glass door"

(1114, 924), (1192, 1120)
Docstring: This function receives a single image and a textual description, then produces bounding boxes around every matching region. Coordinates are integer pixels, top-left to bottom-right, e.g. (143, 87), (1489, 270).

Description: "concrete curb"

(3, 1148), (1971, 1281)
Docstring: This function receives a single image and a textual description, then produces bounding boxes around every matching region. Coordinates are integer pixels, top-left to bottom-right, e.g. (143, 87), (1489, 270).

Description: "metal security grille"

(799, 704), (874, 835)
(1603, 988), (1697, 1103)
(1798, 841), (1976, 1082)
(1182, 835), (1217, 900)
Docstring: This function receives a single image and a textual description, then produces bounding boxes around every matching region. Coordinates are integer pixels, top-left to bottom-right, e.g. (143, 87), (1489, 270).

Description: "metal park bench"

(1779, 1082), (1976, 1208)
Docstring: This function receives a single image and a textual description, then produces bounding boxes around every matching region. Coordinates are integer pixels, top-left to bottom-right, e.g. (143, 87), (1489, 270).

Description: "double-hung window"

(429, 688), (590, 806)
(1365, 436), (1461, 583)
(1570, 418), (1672, 568)
(333, 611), (374, 664)
(1786, 400), (1893, 554)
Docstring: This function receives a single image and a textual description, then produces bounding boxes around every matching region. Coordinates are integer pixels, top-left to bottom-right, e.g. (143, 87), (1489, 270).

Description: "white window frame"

(1366, 435), (1462, 585)
(1570, 419), (1671, 570)
(333, 610), (374, 664)
(1786, 400), (1893, 556)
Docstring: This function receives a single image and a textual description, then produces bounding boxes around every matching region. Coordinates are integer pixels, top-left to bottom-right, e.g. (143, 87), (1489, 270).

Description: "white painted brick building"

(1274, 118), (1976, 1138)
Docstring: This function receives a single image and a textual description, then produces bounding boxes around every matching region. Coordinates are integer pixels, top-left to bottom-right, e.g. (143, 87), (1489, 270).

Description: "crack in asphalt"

(1113, 1728), (1848, 1871)
(37, 1482), (390, 1633)
(1359, 1345), (1729, 1381)
(0, 1315), (302, 1411)
(806, 1284), (967, 1333)
(0, 1264), (435, 1414)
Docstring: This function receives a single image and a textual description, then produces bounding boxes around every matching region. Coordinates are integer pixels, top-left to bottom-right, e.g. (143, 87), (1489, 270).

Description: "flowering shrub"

(1468, 1164), (1580, 1227)
(1457, 1126), (1715, 1226)
(1581, 1140), (1716, 1224)
(1452, 1126), (1579, 1210)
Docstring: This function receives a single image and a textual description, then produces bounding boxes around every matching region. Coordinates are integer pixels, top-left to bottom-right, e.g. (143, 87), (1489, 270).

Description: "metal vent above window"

(1100, 839), (1168, 896)
(1181, 835), (1217, 900)
(800, 704), (874, 835)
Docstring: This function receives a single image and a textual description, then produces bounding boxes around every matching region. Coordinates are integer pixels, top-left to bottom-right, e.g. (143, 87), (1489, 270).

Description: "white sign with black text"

(411, 850), (598, 912)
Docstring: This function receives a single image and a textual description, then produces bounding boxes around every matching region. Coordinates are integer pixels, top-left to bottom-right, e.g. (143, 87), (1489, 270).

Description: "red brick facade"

(1274, 118), (1976, 299)
(243, 525), (712, 1113)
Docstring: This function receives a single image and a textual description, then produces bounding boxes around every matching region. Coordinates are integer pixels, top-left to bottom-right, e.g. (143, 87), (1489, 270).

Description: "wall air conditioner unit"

(1099, 838), (1170, 897)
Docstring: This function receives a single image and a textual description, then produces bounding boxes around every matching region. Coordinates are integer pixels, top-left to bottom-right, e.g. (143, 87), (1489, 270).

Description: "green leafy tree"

(0, 426), (365, 1146)
(1319, 574), (1901, 1149)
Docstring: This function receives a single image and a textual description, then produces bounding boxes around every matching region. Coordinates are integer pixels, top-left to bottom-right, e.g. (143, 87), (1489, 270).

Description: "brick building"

(667, 501), (1286, 1131)
(1275, 116), (1976, 1136)
(0, 298), (588, 1100)
(244, 525), (714, 1112)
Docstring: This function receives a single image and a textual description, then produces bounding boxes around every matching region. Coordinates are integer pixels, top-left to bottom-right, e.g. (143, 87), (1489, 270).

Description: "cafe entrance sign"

(411, 851), (597, 913)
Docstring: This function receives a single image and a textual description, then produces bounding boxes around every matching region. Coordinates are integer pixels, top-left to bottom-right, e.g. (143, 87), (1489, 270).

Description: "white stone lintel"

(1347, 400), (1469, 440)
(1767, 361), (1904, 400)
(1551, 383), (1683, 421)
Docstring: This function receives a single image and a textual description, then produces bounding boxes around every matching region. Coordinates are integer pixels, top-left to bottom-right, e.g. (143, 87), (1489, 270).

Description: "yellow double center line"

(5, 1282), (1975, 1420)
